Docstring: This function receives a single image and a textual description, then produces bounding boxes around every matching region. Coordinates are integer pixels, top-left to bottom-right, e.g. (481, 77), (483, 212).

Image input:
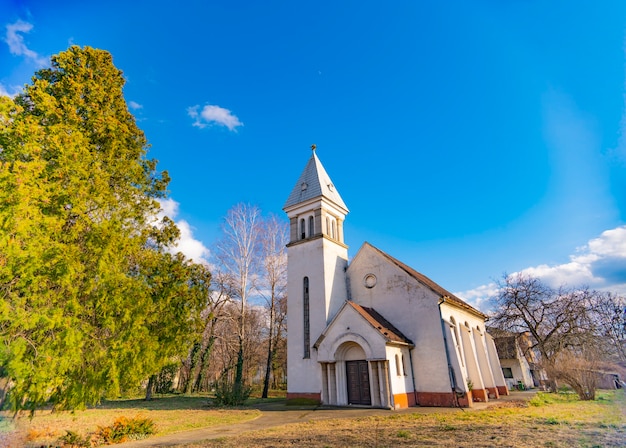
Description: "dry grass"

(2, 395), (260, 447)
(186, 392), (626, 448)
(1, 391), (624, 447)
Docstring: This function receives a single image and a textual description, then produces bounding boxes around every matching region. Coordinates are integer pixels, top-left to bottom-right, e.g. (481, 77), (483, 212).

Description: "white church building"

(283, 148), (508, 408)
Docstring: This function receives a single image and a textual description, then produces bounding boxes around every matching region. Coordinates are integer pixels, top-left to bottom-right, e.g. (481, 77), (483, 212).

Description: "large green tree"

(0, 46), (207, 413)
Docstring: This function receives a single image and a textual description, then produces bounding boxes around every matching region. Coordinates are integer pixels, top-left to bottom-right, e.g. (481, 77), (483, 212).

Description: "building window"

(331, 220), (336, 239)
(326, 217), (330, 236)
(300, 219), (306, 240)
(395, 354), (401, 376)
(502, 367), (513, 379)
(303, 277), (310, 359)
(401, 354), (407, 376)
(309, 216), (314, 237)
(450, 316), (464, 367)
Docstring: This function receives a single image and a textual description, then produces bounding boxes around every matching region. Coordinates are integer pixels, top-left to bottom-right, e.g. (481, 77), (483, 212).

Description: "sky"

(1, 1), (625, 311)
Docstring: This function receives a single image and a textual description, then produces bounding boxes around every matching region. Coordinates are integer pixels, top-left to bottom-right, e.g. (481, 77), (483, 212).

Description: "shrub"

(94, 416), (156, 444)
(58, 430), (91, 447)
(154, 363), (179, 395)
(212, 377), (252, 406)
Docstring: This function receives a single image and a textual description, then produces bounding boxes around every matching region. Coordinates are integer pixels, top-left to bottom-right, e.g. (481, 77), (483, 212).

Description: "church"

(283, 148), (509, 408)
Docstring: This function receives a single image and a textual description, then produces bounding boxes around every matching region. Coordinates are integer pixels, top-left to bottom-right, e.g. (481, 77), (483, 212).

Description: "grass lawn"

(3, 395), (261, 447)
(1, 390), (624, 447)
(187, 391), (626, 448)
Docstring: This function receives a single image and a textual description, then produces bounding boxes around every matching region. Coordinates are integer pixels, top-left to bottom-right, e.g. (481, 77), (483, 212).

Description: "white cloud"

(454, 282), (499, 311)
(157, 198), (210, 264)
(0, 83), (21, 98)
(4, 20), (48, 67)
(456, 225), (626, 311)
(128, 100), (143, 110)
(174, 220), (210, 264)
(188, 104), (243, 131)
(520, 261), (596, 288)
(585, 226), (626, 258)
(158, 197), (179, 219)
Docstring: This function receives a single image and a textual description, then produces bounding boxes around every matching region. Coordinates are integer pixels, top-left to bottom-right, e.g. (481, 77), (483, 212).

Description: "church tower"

(283, 146), (349, 401)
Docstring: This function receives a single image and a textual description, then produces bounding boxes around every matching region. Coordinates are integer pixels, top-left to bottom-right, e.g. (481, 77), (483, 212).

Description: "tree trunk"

(234, 339), (244, 394)
(145, 375), (156, 401)
(262, 302), (275, 398)
(194, 333), (217, 392)
(185, 342), (202, 394)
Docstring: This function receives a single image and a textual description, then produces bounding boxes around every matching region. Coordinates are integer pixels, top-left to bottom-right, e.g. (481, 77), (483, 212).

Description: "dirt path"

(117, 391), (536, 447)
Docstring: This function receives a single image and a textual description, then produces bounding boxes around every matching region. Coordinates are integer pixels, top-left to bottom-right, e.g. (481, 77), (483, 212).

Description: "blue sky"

(2, 1), (625, 310)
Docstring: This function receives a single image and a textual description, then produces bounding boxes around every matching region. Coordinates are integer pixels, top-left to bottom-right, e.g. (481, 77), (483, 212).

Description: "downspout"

(408, 347), (418, 406)
(438, 296), (461, 407)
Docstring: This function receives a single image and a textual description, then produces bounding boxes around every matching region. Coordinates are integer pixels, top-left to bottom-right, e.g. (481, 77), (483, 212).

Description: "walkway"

(118, 391), (537, 447)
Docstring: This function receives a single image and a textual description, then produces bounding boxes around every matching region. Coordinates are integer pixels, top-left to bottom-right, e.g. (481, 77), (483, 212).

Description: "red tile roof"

(347, 301), (414, 346)
(364, 242), (486, 319)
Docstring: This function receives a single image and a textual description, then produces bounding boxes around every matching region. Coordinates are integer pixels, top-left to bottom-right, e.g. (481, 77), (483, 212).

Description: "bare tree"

(213, 203), (262, 398)
(491, 273), (599, 359)
(591, 292), (626, 363)
(490, 273), (605, 399)
(185, 269), (232, 393)
(270, 294), (288, 389)
(258, 214), (288, 398)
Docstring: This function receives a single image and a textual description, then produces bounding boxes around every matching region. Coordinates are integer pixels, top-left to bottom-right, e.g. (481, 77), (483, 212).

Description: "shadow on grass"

(96, 394), (288, 412)
(96, 395), (212, 411)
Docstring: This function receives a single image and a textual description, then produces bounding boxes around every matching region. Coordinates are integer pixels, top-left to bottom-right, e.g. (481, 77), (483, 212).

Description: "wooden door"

(346, 360), (371, 405)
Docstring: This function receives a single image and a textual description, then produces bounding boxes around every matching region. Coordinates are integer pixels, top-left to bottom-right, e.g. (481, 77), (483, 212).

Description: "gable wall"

(347, 245), (452, 393)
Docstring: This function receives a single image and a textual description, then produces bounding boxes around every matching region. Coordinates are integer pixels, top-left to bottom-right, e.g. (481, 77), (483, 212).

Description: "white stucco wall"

(286, 235), (348, 395)
(440, 303), (501, 392)
(347, 244), (452, 394)
(386, 345), (413, 396)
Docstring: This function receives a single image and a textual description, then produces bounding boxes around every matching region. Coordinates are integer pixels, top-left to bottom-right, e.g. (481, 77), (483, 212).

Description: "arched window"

(395, 354), (401, 376)
(303, 277), (310, 359)
(450, 316), (464, 367)
(326, 217), (331, 236)
(300, 219), (306, 240)
(401, 354), (407, 376)
(309, 216), (314, 237)
(331, 220), (336, 239)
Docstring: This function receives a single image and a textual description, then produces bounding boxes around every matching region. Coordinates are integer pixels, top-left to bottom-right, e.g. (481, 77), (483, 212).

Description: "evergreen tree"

(0, 46), (207, 413)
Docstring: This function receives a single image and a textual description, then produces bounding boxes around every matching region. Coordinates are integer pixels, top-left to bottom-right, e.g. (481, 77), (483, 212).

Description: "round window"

(364, 274), (377, 289)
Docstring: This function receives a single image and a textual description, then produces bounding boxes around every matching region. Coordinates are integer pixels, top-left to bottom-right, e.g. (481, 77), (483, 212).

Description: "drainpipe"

(438, 296), (462, 406)
(408, 348), (418, 406)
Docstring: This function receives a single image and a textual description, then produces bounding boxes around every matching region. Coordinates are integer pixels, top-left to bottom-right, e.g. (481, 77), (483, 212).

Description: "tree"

(489, 273), (605, 399)
(546, 348), (600, 400)
(258, 215), (288, 398)
(143, 252), (211, 400)
(212, 203), (262, 401)
(0, 46), (205, 413)
(591, 292), (626, 363)
(184, 269), (230, 394)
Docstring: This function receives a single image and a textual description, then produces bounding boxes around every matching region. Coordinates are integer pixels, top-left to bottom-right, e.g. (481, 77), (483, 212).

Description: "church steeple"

(283, 146), (349, 245)
(284, 147), (350, 400)
(283, 145), (348, 212)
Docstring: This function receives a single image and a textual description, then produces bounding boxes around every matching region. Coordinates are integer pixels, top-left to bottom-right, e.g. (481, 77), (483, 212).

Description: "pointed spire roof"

(283, 147), (348, 212)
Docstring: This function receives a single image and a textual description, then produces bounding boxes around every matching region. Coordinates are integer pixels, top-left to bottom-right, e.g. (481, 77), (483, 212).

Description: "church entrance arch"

(337, 342), (371, 406)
